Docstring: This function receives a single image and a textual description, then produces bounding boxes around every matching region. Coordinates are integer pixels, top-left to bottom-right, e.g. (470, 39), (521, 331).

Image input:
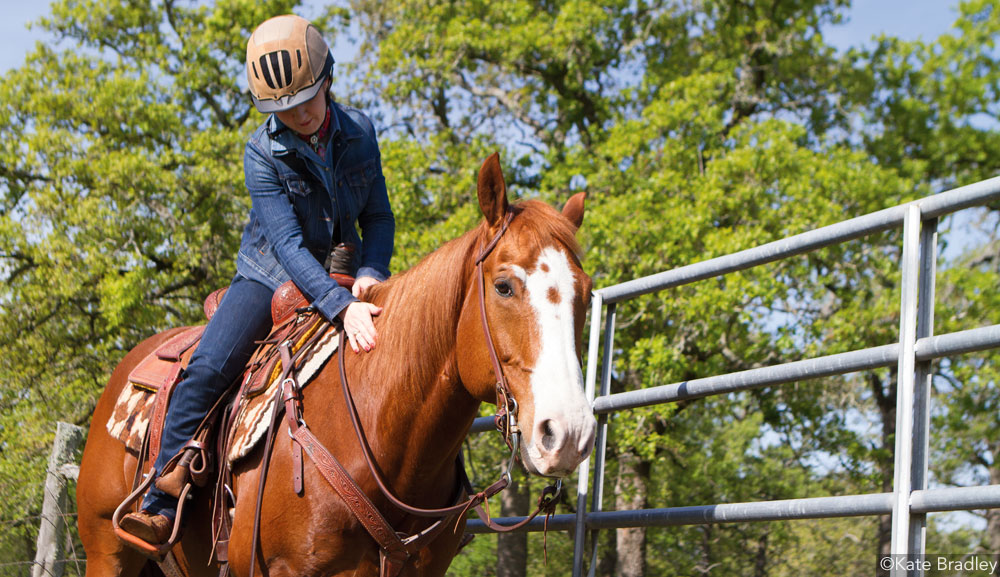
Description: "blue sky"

(0, 1), (963, 75)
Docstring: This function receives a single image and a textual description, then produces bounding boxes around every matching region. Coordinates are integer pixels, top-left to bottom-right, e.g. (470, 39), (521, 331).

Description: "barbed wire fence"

(1, 423), (87, 577)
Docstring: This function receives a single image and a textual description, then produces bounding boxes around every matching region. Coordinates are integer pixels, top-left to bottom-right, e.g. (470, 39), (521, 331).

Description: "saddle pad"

(227, 325), (341, 464)
(107, 383), (156, 453)
(104, 322), (340, 461)
(105, 326), (204, 453)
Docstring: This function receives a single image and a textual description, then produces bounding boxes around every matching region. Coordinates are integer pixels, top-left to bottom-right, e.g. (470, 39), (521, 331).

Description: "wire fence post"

(33, 422), (85, 577)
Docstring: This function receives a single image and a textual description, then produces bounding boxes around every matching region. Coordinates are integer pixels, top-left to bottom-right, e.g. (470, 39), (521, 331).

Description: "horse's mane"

(356, 199), (580, 404)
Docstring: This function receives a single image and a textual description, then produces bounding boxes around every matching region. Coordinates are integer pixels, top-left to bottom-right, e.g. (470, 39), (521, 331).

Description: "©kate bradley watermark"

(880, 555), (1000, 575)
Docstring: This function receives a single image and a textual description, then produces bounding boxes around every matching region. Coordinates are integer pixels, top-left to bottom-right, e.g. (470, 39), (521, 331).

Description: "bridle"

(338, 208), (562, 517)
(474, 210), (526, 484)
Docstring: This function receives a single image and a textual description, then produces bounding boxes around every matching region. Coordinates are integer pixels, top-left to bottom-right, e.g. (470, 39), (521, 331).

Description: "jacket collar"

(267, 101), (363, 158)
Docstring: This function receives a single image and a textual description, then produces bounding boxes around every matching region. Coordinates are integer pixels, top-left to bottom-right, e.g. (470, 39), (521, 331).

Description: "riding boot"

(120, 510), (173, 545)
(118, 483), (178, 547)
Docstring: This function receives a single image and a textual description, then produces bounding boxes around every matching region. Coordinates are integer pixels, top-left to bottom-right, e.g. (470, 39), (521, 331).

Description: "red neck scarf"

(296, 105), (332, 157)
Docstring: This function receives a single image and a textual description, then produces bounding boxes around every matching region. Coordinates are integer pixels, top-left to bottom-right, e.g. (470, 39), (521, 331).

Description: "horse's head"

(457, 153), (597, 478)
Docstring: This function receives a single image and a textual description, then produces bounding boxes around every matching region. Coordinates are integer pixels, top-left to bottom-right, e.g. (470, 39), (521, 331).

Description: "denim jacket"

(236, 101), (394, 322)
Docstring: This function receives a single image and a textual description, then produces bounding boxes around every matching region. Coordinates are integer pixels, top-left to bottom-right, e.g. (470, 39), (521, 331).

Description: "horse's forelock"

(507, 200), (582, 262)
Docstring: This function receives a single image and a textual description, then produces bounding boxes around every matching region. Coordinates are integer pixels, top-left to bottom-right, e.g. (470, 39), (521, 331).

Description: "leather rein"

(338, 209), (562, 522)
(251, 209), (562, 576)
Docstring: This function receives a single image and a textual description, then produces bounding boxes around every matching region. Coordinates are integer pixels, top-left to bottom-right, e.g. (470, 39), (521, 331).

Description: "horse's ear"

(477, 152), (509, 227)
(563, 191), (586, 230)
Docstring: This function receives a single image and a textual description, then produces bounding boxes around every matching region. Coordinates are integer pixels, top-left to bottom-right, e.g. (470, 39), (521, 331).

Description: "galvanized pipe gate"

(467, 176), (1000, 577)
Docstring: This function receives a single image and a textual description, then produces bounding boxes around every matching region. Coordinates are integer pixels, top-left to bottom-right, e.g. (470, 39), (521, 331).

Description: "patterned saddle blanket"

(105, 318), (340, 465)
(105, 275), (351, 466)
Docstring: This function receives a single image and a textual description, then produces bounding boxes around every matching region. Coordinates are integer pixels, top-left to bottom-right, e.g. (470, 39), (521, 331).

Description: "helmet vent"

(259, 50), (293, 90)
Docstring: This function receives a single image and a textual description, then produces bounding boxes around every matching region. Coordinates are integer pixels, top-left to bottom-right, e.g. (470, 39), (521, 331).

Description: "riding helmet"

(246, 15), (335, 113)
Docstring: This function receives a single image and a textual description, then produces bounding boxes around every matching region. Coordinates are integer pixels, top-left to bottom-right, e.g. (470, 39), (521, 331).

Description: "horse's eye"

(494, 279), (515, 298)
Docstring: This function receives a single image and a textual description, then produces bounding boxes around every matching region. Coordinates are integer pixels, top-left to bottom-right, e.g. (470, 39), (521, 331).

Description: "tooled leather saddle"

(109, 273), (353, 560)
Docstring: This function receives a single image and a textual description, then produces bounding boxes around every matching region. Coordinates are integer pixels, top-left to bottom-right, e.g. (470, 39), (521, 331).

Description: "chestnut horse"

(77, 153), (597, 576)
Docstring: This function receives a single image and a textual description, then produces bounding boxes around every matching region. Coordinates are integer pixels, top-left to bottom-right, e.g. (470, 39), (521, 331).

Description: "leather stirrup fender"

(154, 464), (189, 499)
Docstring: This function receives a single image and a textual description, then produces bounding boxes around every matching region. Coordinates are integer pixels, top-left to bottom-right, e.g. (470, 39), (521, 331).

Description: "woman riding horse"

(118, 14), (394, 545)
(79, 153), (597, 577)
(79, 13), (598, 577)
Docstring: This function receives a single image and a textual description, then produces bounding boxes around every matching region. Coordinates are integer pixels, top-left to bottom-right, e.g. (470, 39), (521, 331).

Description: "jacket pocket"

(285, 178), (314, 197)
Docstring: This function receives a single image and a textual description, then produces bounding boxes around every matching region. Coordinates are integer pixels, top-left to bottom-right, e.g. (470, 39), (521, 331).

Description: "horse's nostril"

(539, 419), (558, 452)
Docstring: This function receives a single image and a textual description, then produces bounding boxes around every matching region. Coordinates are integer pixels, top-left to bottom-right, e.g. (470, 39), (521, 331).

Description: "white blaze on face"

(519, 246), (595, 474)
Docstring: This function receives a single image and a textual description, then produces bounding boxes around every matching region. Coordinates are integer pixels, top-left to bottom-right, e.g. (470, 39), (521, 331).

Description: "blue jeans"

(142, 274), (274, 518)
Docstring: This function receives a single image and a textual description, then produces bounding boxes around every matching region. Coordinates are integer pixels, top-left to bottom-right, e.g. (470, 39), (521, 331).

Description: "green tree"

(344, 0), (913, 574)
(346, 0), (1000, 574)
(0, 0), (303, 560)
(3, 0), (1000, 574)
(933, 223), (1000, 553)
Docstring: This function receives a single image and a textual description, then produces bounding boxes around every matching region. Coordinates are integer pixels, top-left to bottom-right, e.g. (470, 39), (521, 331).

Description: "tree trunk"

(753, 532), (768, 577)
(873, 372), (897, 577)
(614, 451), (650, 577)
(697, 525), (714, 574)
(497, 477), (529, 577)
(596, 537), (617, 577)
(988, 465), (1000, 553)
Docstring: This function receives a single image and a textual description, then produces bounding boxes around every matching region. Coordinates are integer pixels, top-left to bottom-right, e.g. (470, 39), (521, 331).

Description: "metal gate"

(467, 176), (1000, 577)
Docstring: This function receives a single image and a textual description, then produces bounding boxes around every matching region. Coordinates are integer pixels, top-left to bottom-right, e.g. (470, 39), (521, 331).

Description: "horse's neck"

(349, 229), (483, 499)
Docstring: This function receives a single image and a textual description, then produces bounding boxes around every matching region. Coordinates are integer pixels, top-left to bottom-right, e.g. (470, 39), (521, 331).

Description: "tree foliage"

(2, 0), (999, 574)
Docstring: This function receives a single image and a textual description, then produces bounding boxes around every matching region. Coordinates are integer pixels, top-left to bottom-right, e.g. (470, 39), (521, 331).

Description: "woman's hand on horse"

(339, 301), (382, 353)
(352, 275), (380, 299)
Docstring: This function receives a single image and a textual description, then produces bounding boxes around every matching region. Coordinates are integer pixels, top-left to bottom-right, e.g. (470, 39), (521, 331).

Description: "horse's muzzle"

(523, 411), (597, 477)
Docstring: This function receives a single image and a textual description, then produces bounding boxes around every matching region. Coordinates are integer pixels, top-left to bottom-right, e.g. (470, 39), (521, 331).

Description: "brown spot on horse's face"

(547, 286), (561, 305)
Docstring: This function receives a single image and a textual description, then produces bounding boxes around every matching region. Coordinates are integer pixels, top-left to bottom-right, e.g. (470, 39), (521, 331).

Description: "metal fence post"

(890, 205), (922, 574)
(908, 217), (937, 569)
(574, 293), (604, 577)
(573, 300), (617, 577)
(586, 303), (617, 577)
(33, 422), (85, 577)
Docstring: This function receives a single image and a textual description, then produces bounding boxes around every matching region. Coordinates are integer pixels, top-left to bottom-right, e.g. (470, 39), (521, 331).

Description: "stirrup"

(112, 471), (192, 560)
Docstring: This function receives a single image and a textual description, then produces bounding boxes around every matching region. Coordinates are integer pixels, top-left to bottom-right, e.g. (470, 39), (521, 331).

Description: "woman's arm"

(354, 146), (395, 282)
(244, 141), (356, 322)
